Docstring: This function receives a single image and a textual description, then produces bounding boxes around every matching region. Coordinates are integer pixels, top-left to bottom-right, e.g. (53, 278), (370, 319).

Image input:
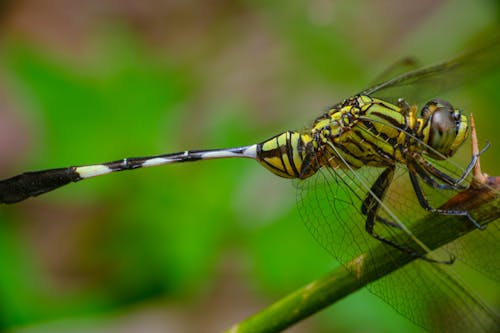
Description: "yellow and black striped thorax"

(256, 94), (469, 179)
(310, 95), (414, 169)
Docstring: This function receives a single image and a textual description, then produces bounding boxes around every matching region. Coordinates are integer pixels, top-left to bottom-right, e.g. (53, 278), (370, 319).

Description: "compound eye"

(423, 99), (467, 159)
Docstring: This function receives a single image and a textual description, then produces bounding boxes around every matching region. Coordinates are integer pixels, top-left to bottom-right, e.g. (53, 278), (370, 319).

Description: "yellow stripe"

(262, 140), (277, 151)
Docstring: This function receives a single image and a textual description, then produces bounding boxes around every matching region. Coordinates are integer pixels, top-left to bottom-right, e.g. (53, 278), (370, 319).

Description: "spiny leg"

(362, 166), (454, 264)
(410, 157), (462, 190)
(361, 168), (401, 230)
(408, 164), (485, 230)
(362, 167), (415, 252)
(446, 141), (490, 185)
(411, 142), (490, 190)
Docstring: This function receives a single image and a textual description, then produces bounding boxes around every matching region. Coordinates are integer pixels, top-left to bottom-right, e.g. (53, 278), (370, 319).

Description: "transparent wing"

(444, 218), (500, 281)
(423, 157), (500, 282)
(296, 163), (428, 267)
(361, 36), (500, 104)
(295, 120), (500, 331)
(367, 57), (420, 90)
(369, 260), (500, 332)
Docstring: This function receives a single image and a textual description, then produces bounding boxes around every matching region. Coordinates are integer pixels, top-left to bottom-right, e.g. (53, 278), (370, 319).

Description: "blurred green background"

(0, 0), (498, 332)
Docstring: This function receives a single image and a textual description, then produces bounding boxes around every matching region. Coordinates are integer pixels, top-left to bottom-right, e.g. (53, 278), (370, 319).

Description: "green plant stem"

(225, 176), (500, 333)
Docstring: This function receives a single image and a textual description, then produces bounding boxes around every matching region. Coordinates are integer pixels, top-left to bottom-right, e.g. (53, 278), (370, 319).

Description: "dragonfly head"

(420, 99), (469, 159)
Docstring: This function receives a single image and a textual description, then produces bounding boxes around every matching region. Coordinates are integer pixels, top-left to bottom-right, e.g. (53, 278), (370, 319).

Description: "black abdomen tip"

(0, 168), (80, 204)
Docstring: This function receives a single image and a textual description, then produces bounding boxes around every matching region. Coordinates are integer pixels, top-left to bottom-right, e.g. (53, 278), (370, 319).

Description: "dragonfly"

(1, 38), (499, 332)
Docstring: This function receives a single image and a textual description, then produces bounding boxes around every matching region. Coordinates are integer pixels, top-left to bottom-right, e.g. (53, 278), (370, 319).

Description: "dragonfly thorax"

(310, 95), (408, 170)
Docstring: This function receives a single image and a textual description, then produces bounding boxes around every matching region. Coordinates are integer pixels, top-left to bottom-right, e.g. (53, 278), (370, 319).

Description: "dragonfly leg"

(363, 167), (424, 256)
(412, 141), (490, 189)
(411, 156), (463, 190)
(362, 167), (455, 264)
(362, 203), (402, 230)
(364, 203), (455, 264)
(450, 140), (491, 185)
(408, 166), (486, 230)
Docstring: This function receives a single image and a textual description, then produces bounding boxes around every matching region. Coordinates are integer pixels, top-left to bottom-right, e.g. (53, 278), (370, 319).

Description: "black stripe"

(262, 158), (288, 175)
(378, 100), (399, 111)
(258, 137), (288, 173)
(285, 133), (300, 177)
(424, 115), (435, 146)
(276, 136), (287, 173)
(340, 133), (376, 166)
(358, 120), (393, 143)
(259, 147), (280, 159)
(332, 142), (367, 166)
(107, 159), (143, 171)
(345, 137), (366, 153)
(387, 136), (399, 146)
(173, 155), (203, 162)
(359, 119), (380, 135)
(370, 111), (405, 129)
(298, 140), (318, 178)
(353, 129), (393, 161)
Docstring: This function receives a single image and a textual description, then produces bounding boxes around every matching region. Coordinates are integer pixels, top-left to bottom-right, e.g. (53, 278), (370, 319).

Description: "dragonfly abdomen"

(256, 131), (317, 179)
